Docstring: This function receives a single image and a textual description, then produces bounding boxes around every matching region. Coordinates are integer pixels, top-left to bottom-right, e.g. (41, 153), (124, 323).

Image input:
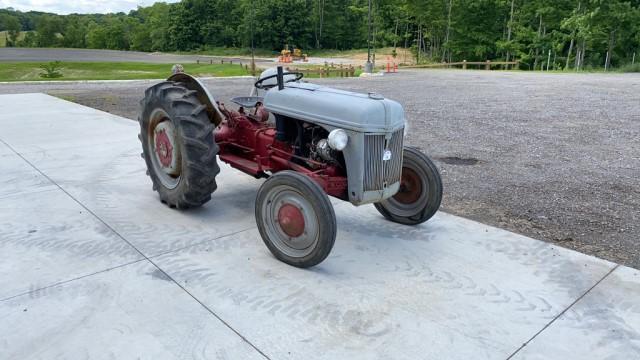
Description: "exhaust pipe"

(277, 66), (284, 90)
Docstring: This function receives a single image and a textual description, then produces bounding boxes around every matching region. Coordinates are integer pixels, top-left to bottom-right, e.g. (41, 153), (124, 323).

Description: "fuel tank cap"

(368, 92), (384, 100)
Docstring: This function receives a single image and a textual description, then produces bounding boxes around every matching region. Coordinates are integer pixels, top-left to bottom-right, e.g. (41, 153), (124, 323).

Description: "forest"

(0, 0), (639, 70)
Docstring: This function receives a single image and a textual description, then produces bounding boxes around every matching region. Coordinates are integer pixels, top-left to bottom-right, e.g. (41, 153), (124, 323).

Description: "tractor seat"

(231, 96), (264, 108)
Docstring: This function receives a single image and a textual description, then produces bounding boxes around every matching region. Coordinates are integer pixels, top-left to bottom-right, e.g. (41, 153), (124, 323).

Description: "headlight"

(327, 129), (349, 151)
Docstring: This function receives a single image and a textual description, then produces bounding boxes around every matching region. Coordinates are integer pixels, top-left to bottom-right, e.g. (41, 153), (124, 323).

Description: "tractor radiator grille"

(363, 129), (404, 191)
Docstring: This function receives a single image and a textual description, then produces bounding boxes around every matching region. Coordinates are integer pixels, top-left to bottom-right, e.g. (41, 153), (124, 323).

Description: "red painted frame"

(215, 105), (348, 200)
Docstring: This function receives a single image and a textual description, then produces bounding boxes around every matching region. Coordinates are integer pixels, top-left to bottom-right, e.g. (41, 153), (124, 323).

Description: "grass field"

(0, 61), (251, 81)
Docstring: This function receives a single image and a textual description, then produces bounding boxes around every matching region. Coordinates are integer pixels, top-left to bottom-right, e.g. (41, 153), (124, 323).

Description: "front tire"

(374, 147), (443, 225)
(139, 81), (220, 209)
(255, 171), (336, 268)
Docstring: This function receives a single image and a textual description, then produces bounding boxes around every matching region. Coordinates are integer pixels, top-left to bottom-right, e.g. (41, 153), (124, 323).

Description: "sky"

(0, 0), (180, 14)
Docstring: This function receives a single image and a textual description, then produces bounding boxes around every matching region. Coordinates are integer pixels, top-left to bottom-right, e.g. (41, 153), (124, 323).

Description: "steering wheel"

(254, 72), (304, 90)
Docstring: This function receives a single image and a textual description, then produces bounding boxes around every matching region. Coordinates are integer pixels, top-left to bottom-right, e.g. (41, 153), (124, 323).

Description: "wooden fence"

(196, 58), (256, 73)
(194, 59), (358, 77)
(284, 65), (357, 78)
(403, 60), (519, 70)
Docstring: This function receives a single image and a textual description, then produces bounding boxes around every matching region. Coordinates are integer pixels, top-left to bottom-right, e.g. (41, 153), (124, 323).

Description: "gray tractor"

(139, 67), (442, 267)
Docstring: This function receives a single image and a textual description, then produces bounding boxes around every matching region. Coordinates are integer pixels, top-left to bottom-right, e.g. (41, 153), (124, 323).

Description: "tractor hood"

(263, 82), (405, 133)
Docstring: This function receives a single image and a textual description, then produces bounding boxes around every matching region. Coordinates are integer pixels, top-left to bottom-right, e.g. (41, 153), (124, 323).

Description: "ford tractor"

(139, 67), (442, 268)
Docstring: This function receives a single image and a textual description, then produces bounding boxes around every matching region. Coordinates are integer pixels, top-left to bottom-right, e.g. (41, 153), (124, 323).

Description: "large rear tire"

(139, 81), (220, 209)
(374, 147), (443, 225)
(255, 171), (336, 268)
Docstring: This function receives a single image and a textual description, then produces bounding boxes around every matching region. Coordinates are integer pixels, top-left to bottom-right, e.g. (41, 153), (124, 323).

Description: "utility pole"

(250, 4), (256, 76)
(506, 0), (515, 66)
(393, 18), (399, 49)
(403, 20), (409, 64)
(566, 2), (581, 70)
(442, 0), (453, 63)
(365, 0), (373, 73)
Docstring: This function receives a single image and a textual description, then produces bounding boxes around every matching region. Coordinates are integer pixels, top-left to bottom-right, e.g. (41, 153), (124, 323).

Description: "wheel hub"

(152, 121), (180, 176)
(277, 203), (305, 238)
(394, 167), (422, 204)
(155, 129), (173, 167)
(261, 187), (319, 258)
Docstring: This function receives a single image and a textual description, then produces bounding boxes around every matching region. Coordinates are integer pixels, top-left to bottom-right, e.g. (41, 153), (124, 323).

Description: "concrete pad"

(0, 260), (265, 360)
(58, 167), (260, 256)
(151, 206), (615, 359)
(0, 150), (56, 199)
(0, 93), (134, 154)
(20, 140), (145, 186)
(0, 189), (141, 300)
(1, 93), (639, 359)
(513, 266), (640, 359)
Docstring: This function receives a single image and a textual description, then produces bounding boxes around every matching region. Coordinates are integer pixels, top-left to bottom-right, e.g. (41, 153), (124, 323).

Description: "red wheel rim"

(155, 129), (173, 168)
(277, 203), (305, 238)
(393, 167), (422, 204)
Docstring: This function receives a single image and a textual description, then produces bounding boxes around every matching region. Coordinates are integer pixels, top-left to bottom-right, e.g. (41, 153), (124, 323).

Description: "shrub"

(39, 61), (63, 78)
(619, 63), (640, 73)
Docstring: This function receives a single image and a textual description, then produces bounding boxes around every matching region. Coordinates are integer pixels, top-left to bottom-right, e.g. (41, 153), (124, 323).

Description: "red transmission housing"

(214, 103), (348, 200)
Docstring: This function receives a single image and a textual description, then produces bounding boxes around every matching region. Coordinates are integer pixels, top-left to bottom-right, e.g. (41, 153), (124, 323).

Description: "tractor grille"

(363, 129), (404, 191)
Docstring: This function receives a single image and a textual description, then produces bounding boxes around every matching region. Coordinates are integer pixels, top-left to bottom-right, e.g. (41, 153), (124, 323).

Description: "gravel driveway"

(1, 70), (638, 268)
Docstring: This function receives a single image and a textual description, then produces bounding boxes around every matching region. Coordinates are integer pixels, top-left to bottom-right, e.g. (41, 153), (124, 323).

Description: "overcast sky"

(0, 0), (180, 14)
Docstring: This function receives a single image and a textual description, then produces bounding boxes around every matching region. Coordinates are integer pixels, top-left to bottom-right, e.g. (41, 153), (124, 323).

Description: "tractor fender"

(167, 73), (224, 126)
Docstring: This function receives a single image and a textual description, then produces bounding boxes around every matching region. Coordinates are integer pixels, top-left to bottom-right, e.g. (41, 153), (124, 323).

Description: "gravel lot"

(1, 70), (638, 268)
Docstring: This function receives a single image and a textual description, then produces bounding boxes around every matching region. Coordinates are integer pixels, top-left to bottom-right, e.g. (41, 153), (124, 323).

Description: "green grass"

(0, 61), (251, 82)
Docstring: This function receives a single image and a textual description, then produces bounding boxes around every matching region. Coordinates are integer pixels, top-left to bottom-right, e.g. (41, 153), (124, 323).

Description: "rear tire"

(255, 171), (336, 268)
(374, 147), (443, 225)
(139, 81), (220, 209)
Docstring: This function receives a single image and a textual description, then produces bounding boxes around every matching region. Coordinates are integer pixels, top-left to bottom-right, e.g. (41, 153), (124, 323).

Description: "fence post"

(463, 60), (467, 70)
(633, 52), (636, 65)
(197, 59), (200, 64)
(485, 60), (491, 70)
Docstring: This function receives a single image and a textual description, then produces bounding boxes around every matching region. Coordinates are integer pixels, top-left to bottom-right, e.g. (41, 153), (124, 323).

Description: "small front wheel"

(255, 171), (336, 268)
(374, 147), (443, 225)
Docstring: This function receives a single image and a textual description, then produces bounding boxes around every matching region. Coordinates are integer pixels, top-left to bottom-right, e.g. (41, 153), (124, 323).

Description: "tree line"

(1, 0), (639, 70)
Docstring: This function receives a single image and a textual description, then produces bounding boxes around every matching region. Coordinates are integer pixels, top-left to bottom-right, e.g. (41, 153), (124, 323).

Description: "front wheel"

(255, 171), (336, 268)
(374, 147), (443, 225)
